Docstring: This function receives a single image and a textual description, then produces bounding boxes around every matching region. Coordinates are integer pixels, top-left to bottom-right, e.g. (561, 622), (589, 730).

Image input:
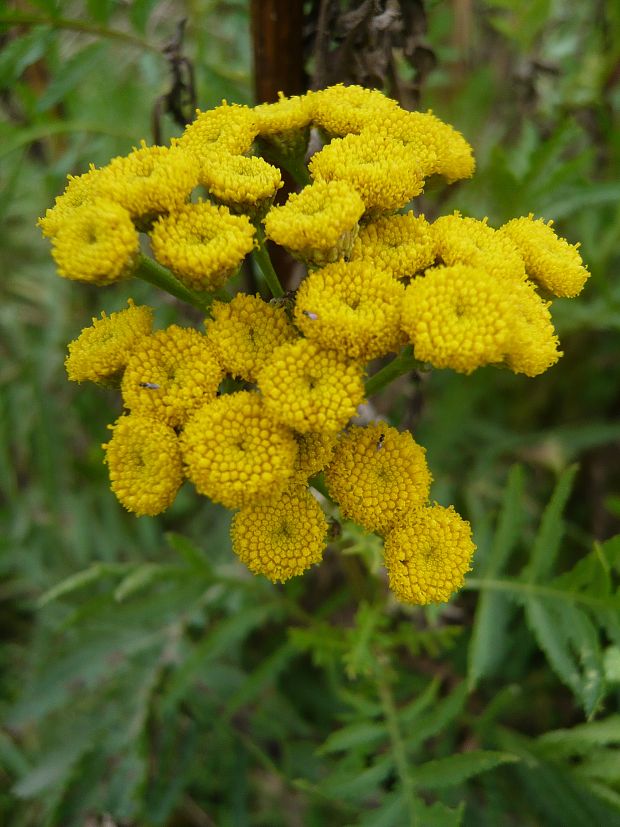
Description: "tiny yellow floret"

(38, 167), (105, 238)
(506, 280), (562, 377)
(325, 423), (432, 536)
(176, 102), (258, 168)
(258, 339), (365, 434)
(150, 201), (255, 291)
(103, 414), (183, 517)
(205, 293), (298, 382)
(122, 325), (223, 427)
(231, 486), (328, 582)
(180, 391), (297, 509)
(294, 260), (405, 361)
(499, 215), (589, 297)
(254, 91), (314, 158)
(292, 431), (337, 482)
(384, 504), (475, 604)
(51, 199), (139, 285)
(65, 299), (153, 384)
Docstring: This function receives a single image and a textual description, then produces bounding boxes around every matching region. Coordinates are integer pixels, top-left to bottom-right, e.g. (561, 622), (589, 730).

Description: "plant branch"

(134, 254), (213, 312)
(252, 226), (285, 298)
(365, 345), (422, 397)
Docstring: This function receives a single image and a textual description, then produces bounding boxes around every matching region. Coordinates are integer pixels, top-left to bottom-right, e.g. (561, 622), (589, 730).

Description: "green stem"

(279, 155), (311, 189)
(0, 13), (162, 55)
(375, 662), (419, 825)
(134, 255), (212, 312)
(252, 226), (284, 298)
(364, 346), (422, 397)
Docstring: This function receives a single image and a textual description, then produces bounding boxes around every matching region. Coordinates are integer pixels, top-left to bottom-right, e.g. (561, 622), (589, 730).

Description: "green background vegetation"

(1, 1), (620, 824)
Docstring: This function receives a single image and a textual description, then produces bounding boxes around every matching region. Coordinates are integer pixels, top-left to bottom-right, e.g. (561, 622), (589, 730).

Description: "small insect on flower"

(376, 432), (385, 450)
(302, 310), (319, 321)
(139, 382), (161, 390)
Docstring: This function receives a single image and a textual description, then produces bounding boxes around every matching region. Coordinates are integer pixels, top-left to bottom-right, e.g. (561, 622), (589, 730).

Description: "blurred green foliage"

(1, 1), (620, 825)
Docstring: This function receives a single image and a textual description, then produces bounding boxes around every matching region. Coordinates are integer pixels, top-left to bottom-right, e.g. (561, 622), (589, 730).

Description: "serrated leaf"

(468, 465), (524, 688)
(356, 791), (407, 827)
(318, 721), (387, 755)
(38, 562), (130, 606)
(524, 597), (604, 717)
(319, 755), (393, 801)
(525, 464), (578, 583)
(407, 683), (468, 749)
(166, 532), (213, 571)
(411, 750), (518, 790)
(537, 715), (620, 757)
(114, 563), (186, 602)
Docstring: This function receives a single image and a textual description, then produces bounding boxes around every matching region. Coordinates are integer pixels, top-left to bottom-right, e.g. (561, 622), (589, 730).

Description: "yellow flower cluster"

(44, 84), (589, 605)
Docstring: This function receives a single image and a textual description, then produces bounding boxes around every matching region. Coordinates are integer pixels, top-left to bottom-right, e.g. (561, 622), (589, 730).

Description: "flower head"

(263, 179), (364, 266)
(51, 199), (139, 284)
(499, 215), (589, 297)
(254, 91), (314, 158)
(258, 339), (365, 433)
(122, 325), (223, 427)
(201, 153), (283, 217)
(103, 414), (183, 516)
(383, 504), (475, 604)
(311, 84), (400, 137)
(177, 102), (258, 167)
(433, 213), (526, 282)
(392, 110), (475, 182)
(506, 281), (562, 376)
(65, 299), (153, 384)
(205, 293), (297, 383)
(292, 431), (337, 482)
(180, 391), (297, 508)
(149, 201), (255, 291)
(325, 423), (431, 536)
(401, 265), (515, 373)
(309, 130), (424, 215)
(350, 212), (435, 278)
(97, 142), (199, 226)
(231, 486), (327, 582)
(294, 260), (405, 361)
(38, 167), (105, 238)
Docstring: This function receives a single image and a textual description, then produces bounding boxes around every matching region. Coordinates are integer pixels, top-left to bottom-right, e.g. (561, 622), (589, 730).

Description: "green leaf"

(468, 465), (524, 688)
(411, 750), (519, 790)
(525, 464), (578, 583)
(319, 755), (393, 801)
(407, 683), (468, 749)
(37, 562), (130, 606)
(318, 721), (387, 755)
(35, 42), (105, 112)
(537, 715), (620, 757)
(166, 532), (213, 571)
(114, 563), (187, 602)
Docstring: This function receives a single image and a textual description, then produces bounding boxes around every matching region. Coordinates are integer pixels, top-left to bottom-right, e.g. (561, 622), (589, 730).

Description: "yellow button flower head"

(103, 414), (183, 517)
(294, 260), (405, 361)
(350, 212), (436, 279)
(506, 281), (562, 377)
(499, 215), (589, 297)
(292, 431), (337, 482)
(263, 179), (364, 266)
(201, 153), (283, 217)
(97, 142), (199, 226)
(384, 504), (475, 604)
(38, 167), (105, 238)
(258, 339), (365, 434)
(231, 486), (328, 582)
(254, 91), (314, 158)
(401, 265), (515, 373)
(309, 130), (424, 215)
(205, 293), (297, 383)
(177, 102), (258, 168)
(398, 111), (475, 182)
(180, 391), (297, 509)
(311, 84), (400, 137)
(433, 213), (526, 283)
(51, 199), (139, 285)
(122, 325), (223, 428)
(149, 201), (255, 292)
(65, 299), (153, 384)
(324, 423), (431, 536)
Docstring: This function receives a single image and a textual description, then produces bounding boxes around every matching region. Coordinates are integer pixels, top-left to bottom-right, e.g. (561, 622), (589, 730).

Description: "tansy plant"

(39, 84), (589, 606)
